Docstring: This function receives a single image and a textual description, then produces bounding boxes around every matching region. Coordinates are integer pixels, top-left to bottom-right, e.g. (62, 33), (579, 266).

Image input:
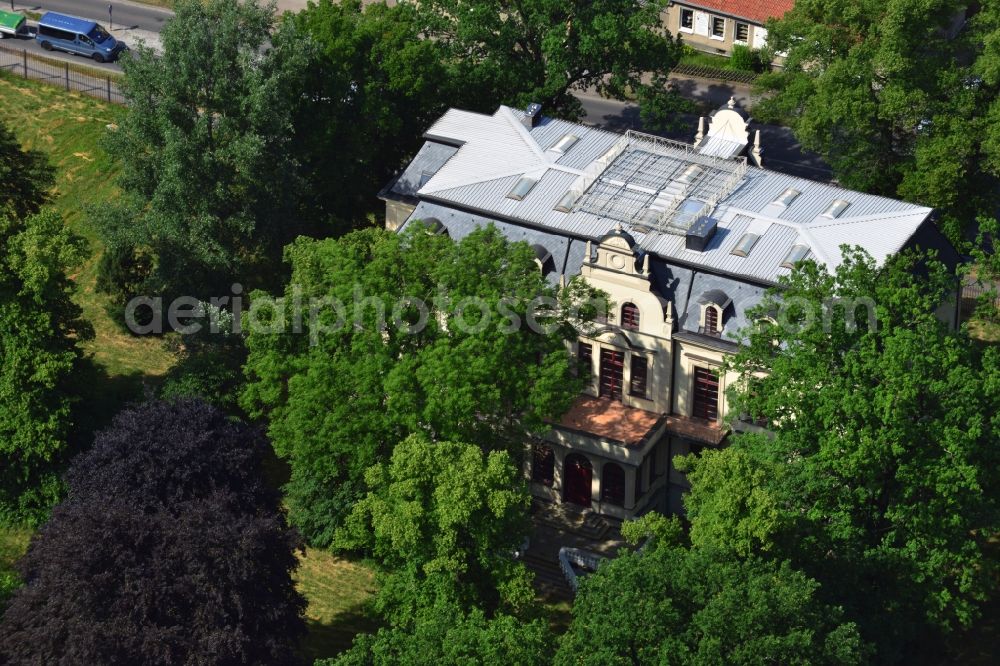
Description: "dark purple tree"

(0, 399), (306, 665)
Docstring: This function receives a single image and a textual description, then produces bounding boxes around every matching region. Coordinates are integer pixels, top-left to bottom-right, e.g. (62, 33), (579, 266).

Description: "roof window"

(773, 188), (800, 207)
(507, 176), (538, 201)
(678, 164), (703, 185)
(780, 244), (810, 269)
(731, 232), (760, 257)
(554, 190), (578, 213)
(822, 199), (851, 218)
(551, 134), (579, 153)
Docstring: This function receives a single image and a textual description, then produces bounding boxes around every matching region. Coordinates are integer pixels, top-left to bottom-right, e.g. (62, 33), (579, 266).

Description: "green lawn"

(295, 548), (379, 662)
(0, 71), (176, 424)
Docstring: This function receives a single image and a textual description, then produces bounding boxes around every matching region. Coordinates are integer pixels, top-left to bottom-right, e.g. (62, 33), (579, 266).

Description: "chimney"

(522, 102), (542, 129)
(685, 216), (718, 252)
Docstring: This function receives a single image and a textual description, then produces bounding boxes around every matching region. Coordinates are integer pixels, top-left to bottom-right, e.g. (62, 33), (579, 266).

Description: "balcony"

(554, 395), (664, 448)
(662, 414), (727, 445)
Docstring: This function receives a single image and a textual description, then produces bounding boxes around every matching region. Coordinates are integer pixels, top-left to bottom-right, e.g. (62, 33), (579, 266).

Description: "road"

(3, 0), (831, 180)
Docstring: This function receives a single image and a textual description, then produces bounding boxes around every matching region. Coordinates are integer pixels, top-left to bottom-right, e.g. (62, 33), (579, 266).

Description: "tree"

(95, 0), (314, 304)
(414, 0), (684, 119)
(338, 435), (533, 624)
(289, 0), (455, 225)
(681, 248), (1000, 660)
(0, 399), (306, 665)
(755, 0), (1000, 243)
(0, 208), (86, 525)
(556, 514), (866, 665)
(241, 223), (598, 545)
(326, 600), (553, 666)
(0, 120), (54, 221)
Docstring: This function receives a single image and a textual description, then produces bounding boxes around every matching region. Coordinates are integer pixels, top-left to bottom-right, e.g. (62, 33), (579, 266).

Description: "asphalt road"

(3, 0), (832, 181)
(4, 0), (171, 70)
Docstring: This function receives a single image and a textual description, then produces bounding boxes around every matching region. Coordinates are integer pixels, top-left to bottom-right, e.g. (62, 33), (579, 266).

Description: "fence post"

(22, 48), (26, 78)
(106, 76), (111, 102)
(64, 62), (69, 91)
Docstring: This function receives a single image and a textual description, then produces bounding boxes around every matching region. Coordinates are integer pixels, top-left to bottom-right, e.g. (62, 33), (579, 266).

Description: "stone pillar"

(553, 446), (567, 502)
(589, 455), (601, 506)
(624, 465), (638, 512)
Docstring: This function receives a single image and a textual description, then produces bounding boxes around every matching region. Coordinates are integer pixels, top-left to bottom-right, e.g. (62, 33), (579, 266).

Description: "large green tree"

(756, 0), (1000, 242)
(0, 136), (86, 522)
(681, 248), (1000, 660)
(414, 0), (684, 119)
(339, 435), (533, 624)
(96, 0), (313, 304)
(290, 0), (455, 225)
(556, 514), (866, 665)
(327, 599), (552, 666)
(242, 223), (597, 545)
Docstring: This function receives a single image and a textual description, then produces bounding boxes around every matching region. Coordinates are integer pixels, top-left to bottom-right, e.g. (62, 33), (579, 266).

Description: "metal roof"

(39, 12), (97, 33)
(414, 105), (934, 287)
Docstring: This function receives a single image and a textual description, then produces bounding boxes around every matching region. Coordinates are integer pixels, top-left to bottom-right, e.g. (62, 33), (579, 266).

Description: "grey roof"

(416, 106), (935, 287)
(383, 141), (459, 201)
(401, 201), (585, 286)
(680, 272), (769, 343)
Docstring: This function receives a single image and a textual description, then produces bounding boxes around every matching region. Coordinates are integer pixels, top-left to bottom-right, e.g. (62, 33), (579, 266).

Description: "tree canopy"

(414, 0), (683, 119)
(0, 122), (86, 523)
(0, 399), (306, 665)
(681, 248), (1000, 659)
(96, 0), (314, 304)
(338, 435), (533, 624)
(756, 0), (1000, 242)
(326, 600), (552, 666)
(556, 514), (866, 665)
(241, 223), (597, 545)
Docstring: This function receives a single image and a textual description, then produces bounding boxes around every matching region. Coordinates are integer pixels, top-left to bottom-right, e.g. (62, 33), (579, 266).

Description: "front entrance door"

(599, 349), (624, 400)
(563, 454), (593, 506)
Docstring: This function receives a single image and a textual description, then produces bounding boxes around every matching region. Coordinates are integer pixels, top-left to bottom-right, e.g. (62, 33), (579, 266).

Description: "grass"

(678, 48), (732, 70)
(0, 526), (30, 574)
(0, 71), (175, 389)
(294, 548), (379, 662)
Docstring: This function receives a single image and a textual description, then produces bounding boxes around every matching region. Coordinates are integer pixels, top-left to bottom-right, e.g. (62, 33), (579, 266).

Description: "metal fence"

(670, 62), (760, 85)
(959, 280), (1000, 322)
(0, 43), (124, 104)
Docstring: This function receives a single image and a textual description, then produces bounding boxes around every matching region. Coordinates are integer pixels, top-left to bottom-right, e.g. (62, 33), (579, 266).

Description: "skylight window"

(780, 244), (810, 269)
(507, 176), (538, 201)
(822, 199), (851, 218)
(731, 233), (760, 257)
(678, 164), (703, 185)
(774, 188), (801, 207)
(554, 191), (578, 213)
(551, 134), (579, 153)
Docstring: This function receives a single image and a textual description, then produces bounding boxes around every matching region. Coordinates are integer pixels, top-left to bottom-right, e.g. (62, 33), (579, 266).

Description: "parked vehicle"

(0, 10), (28, 38)
(35, 12), (127, 63)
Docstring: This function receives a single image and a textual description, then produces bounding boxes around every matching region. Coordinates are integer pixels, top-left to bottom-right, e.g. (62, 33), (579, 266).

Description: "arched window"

(621, 302), (640, 330)
(601, 462), (626, 506)
(704, 305), (719, 333)
(532, 445), (555, 487)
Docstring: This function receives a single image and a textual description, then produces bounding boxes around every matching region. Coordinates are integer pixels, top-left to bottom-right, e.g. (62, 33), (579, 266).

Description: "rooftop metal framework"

(573, 130), (748, 235)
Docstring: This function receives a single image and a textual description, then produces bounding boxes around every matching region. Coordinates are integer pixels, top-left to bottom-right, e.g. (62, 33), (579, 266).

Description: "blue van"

(35, 12), (127, 63)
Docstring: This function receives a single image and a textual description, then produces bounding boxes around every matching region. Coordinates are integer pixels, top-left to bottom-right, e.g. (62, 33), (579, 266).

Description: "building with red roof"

(662, 0), (796, 61)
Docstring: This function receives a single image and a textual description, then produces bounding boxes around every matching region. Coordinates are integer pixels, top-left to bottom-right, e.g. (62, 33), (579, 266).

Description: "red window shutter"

(621, 303), (640, 330)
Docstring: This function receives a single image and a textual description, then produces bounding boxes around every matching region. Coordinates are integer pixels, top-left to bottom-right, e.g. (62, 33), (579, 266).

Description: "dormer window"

(621, 302), (640, 330)
(554, 190), (578, 213)
(703, 304), (721, 334)
(551, 134), (579, 153)
(822, 199), (851, 218)
(678, 164), (703, 185)
(507, 176), (537, 201)
(731, 232), (760, 257)
(773, 188), (800, 207)
(780, 244), (810, 269)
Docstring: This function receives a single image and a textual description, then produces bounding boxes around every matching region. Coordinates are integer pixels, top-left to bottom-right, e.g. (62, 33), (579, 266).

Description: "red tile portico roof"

(675, 0), (796, 25)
